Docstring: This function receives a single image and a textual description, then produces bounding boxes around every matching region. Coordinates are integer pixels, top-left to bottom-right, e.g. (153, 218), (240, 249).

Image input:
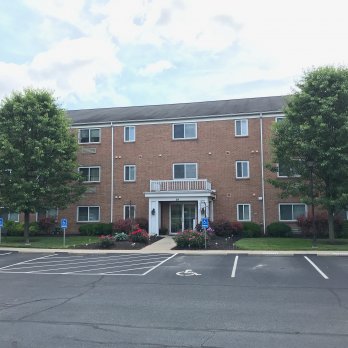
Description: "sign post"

(61, 218), (68, 247)
(202, 217), (209, 249)
(0, 218), (3, 244)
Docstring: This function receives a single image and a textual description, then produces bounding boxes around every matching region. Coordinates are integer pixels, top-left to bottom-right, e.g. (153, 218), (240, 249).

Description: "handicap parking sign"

(202, 217), (209, 228)
(0, 218), (3, 228)
(61, 218), (68, 229)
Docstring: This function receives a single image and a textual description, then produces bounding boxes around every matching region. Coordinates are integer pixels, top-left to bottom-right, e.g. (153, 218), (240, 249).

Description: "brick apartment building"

(54, 95), (304, 235)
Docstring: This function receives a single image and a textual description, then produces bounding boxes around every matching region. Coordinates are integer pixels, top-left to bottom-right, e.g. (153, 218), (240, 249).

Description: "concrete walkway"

(1, 235), (348, 255)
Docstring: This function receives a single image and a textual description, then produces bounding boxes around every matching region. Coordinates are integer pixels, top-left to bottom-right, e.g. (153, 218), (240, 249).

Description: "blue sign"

(202, 217), (209, 229)
(61, 218), (68, 229)
(0, 218), (3, 228)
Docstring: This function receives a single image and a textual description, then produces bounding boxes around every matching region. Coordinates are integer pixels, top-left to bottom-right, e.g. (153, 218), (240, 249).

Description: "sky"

(1, 0), (348, 111)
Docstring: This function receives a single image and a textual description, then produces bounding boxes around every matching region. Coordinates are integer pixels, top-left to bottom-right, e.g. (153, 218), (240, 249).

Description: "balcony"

(150, 179), (212, 192)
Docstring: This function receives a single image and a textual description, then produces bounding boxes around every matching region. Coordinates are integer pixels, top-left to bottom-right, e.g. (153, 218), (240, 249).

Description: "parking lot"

(0, 251), (347, 347)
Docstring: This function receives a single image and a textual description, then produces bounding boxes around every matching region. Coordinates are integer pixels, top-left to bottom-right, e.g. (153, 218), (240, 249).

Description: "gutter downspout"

(110, 122), (114, 223)
(259, 113), (266, 234)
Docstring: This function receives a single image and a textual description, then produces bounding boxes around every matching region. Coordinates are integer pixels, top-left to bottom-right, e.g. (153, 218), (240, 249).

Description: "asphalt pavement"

(0, 251), (347, 347)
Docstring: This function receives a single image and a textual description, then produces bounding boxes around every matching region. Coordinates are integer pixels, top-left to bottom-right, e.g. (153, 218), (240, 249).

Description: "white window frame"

(236, 161), (250, 179)
(235, 119), (248, 137)
(8, 212), (19, 222)
(77, 206), (100, 222)
(123, 205), (136, 220)
(78, 128), (101, 144)
(124, 126), (136, 142)
(277, 162), (301, 178)
(237, 204), (251, 221)
(124, 165), (136, 182)
(78, 166), (101, 183)
(276, 117), (285, 122)
(172, 123), (197, 140)
(173, 163), (198, 179)
(279, 203), (307, 222)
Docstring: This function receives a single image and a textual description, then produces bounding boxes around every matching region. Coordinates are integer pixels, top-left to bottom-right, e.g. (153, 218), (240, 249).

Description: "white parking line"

(304, 256), (329, 279)
(0, 253), (176, 276)
(142, 253), (177, 275)
(0, 252), (12, 256)
(0, 254), (56, 270)
(4, 255), (170, 271)
(231, 255), (239, 278)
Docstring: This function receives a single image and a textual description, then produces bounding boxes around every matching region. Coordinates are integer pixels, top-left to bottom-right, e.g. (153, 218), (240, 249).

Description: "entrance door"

(170, 202), (197, 233)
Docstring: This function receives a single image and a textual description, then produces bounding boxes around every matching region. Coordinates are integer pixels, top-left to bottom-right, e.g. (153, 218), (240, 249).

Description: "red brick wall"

(61, 116), (301, 234)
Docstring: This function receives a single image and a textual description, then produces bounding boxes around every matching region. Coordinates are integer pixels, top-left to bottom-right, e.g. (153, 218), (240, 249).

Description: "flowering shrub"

(129, 227), (149, 244)
(174, 230), (206, 249)
(210, 219), (242, 237)
(38, 217), (58, 234)
(114, 232), (128, 241)
(112, 219), (133, 234)
(297, 212), (343, 238)
(98, 235), (115, 248)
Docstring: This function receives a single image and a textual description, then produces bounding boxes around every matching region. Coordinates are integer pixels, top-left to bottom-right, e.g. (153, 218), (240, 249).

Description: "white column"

(149, 199), (159, 235)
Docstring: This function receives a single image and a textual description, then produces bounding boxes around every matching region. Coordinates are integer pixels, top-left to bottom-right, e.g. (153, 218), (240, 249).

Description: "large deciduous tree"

(269, 66), (348, 240)
(0, 88), (85, 243)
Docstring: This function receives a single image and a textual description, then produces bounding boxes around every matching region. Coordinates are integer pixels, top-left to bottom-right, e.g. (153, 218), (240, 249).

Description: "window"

(276, 117), (285, 122)
(235, 119), (248, 136)
(236, 161), (249, 179)
(173, 163), (197, 179)
(124, 165), (136, 182)
(124, 126), (135, 142)
(79, 166), (100, 182)
(277, 162), (300, 178)
(8, 212), (19, 222)
(237, 204), (251, 221)
(124, 205), (136, 219)
(279, 204), (306, 221)
(77, 206), (100, 222)
(79, 128), (100, 143)
(173, 123), (197, 140)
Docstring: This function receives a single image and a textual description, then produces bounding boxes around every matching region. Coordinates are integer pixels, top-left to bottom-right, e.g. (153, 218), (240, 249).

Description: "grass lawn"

(235, 237), (348, 251)
(0, 236), (100, 249)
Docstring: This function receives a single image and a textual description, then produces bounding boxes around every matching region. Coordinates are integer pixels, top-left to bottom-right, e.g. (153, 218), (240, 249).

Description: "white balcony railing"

(150, 179), (212, 192)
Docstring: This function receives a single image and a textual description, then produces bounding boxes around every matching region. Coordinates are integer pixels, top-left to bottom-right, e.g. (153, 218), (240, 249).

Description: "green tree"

(269, 66), (348, 240)
(0, 88), (85, 243)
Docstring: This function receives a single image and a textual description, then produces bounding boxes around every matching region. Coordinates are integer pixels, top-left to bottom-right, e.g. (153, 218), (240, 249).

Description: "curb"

(1, 247), (348, 256)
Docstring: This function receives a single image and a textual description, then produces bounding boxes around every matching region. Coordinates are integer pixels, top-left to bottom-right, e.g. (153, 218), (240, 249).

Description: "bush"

(97, 235), (115, 249)
(112, 219), (133, 234)
(339, 221), (348, 238)
(79, 223), (113, 236)
(4, 221), (24, 236)
(297, 212), (343, 238)
(210, 219), (242, 237)
(114, 232), (128, 241)
(134, 217), (148, 231)
(38, 217), (58, 234)
(266, 222), (292, 237)
(242, 222), (262, 238)
(129, 228), (149, 244)
(174, 230), (206, 249)
(29, 222), (40, 235)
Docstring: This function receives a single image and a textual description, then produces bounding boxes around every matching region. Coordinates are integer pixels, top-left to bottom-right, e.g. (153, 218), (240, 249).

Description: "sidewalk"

(1, 236), (348, 255)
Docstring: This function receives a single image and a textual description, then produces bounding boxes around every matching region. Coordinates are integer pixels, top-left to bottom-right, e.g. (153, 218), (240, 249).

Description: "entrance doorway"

(170, 202), (197, 233)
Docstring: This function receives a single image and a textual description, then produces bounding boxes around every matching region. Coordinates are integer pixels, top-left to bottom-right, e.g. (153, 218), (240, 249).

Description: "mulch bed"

(173, 235), (240, 250)
(72, 236), (163, 250)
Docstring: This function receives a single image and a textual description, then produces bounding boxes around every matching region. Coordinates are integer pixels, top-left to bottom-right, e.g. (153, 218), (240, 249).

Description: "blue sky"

(1, 0), (348, 110)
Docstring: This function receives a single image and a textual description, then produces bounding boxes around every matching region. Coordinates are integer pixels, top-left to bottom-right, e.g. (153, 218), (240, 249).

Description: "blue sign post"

(0, 218), (3, 244)
(201, 217), (209, 249)
(61, 219), (68, 247)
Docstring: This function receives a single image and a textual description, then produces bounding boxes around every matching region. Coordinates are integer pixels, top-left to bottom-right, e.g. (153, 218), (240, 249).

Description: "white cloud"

(2, 0), (348, 109)
(0, 36), (124, 108)
(138, 60), (174, 77)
